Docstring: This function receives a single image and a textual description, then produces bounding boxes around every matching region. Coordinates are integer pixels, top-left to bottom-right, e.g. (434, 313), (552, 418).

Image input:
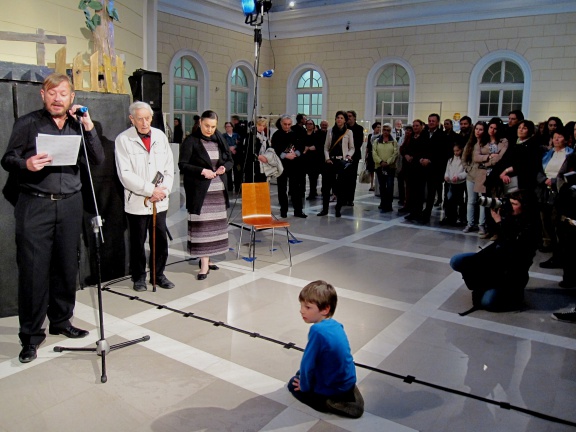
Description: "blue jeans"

(450, 252), (524, 311)
(466, 180), (485, 227)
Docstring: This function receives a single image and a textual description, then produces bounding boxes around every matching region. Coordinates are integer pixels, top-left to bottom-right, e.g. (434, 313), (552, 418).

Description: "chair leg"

(237, 224), (244, 259)
(271, 228), (275, 255)
(286, 228), (292, 267)
(251, 227), (256, 271)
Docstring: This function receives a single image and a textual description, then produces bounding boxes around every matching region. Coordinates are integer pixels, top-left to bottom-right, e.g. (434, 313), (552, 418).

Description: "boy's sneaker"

(551, 308), (576, 323)
(478, 224), (486, 235)
(462, 225), (474, 233)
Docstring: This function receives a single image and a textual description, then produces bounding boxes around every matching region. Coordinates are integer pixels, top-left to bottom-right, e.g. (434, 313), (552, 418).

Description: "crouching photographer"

(450, 190), (541, 313)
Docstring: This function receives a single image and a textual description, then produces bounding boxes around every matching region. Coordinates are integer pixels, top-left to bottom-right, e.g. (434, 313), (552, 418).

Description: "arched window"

(173, 56), (198, 133)
(287, 64), (327, 121)
(468, 51), (531, 122)
(169, 50), (209, 135)
(365, 58), (415, 127)
(230, 67), (249, 121)
(478, 60), (524, 120)
(296, 69), (323, 121)
(375, 64), (409, 122)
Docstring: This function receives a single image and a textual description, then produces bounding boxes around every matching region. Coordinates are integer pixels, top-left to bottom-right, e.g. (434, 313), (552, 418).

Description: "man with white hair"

(115, 102), (175, 292)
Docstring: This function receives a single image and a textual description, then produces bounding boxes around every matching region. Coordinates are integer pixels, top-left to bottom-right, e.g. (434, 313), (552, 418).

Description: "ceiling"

(159, 0), (576, 39)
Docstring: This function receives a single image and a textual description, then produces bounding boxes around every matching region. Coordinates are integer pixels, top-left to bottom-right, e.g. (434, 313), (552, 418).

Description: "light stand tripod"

(227, 4), (267, 229)
(54, 113), (150, 383)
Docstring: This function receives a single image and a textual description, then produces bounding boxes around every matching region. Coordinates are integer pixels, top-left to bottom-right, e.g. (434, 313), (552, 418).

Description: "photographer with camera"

(450, 190), (541, 313)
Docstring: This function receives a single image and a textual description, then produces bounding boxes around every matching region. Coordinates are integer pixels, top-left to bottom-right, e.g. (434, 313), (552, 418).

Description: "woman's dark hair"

(487, 117), (505, 142)
(201, 110), (218, 121)
(174, 118), (181, 125)
(306, 119), (316, 127)
(335, 110), (348, 121)
(224, 121), (233, 128)
(507, 189), (537, 216)
(463, 121), (488, 163)
(518, 120), (535, 137)
(552, 129), (569, 143)
(371, 121), (381, 130)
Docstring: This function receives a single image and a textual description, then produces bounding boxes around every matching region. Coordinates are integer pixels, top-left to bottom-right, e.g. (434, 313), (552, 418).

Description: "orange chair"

(237, 182), (292, 271)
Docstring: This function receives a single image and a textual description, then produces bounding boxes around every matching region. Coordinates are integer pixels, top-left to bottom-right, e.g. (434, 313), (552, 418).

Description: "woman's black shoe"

(197, 269), (210, 280)
(199, 261), (219, 271)
(317, 210), (328, 216)
(335, 206), (342, 218)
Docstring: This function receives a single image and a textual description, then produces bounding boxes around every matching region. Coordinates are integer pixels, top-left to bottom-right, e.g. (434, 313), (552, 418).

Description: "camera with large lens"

(477, 196), (508, 210)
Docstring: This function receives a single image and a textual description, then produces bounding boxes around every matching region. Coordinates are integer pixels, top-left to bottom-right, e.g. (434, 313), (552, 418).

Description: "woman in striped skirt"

(179, 110), (233, 280)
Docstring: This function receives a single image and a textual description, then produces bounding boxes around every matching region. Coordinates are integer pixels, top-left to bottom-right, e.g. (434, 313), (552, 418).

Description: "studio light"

(241, 0), (272, 22)
(241, 0), (256, 15)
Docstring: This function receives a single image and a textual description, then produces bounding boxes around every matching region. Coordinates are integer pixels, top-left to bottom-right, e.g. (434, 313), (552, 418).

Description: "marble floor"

(1, 181), (575, 432)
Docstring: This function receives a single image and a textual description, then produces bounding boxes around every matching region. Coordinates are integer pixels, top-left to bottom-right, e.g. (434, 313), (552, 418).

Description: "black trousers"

(15, 192), (83, 346)
(321, 162), (347, 210)
(277, 168), (305, 215)
(126, 210), (169, 282)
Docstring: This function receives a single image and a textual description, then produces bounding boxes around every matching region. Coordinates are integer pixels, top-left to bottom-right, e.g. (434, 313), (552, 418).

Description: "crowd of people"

(3, 71), (575, 370)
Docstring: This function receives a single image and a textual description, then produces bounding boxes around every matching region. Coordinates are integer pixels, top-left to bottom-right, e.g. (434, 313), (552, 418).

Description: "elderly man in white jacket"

(115, 102), (175, 292)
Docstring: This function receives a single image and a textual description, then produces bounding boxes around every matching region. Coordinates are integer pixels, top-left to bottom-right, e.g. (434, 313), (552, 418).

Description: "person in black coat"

(450, 189), (541, 311)
(272, 114), (307, 218)
(179, 110), (233, 279)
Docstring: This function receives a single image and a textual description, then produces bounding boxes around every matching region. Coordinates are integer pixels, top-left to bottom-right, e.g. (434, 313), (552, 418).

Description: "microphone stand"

(54, 113), (150, 383)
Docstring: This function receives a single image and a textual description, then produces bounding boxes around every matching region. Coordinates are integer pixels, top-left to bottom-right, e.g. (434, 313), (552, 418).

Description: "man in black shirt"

(1, 73), (104, 363)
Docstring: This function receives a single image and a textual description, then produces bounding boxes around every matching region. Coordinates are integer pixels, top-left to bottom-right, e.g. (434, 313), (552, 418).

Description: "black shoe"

(133, 279), (147, 292)
(317, 210), (328, 216)
(418, 217), (430, 224)
(397, 207), (408, 213)
(280, 212), (287, 218)
(19, 345), (38, 363)
(404, 213), (419, 221)
(152, 275), (175, 289)
(294, 212), (308, 218)
(197, 269), (210, 281)
(49, 325), (89, 339)
(540, 258), (562, 269)
(198, 261), (219, 271)
(335, 207), (341, 218)
(559, 280), (576, 288)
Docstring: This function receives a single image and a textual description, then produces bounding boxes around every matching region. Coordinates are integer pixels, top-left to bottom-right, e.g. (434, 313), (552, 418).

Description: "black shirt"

(1, 109), (104, 194)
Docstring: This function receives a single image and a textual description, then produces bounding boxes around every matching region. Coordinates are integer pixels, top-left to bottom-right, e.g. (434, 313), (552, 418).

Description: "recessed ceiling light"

(289, 1), (295, 8)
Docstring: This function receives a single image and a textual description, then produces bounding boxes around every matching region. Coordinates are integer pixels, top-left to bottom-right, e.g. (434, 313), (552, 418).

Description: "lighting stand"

(228, 4), (266, 228)
(54, 117), (150, 383)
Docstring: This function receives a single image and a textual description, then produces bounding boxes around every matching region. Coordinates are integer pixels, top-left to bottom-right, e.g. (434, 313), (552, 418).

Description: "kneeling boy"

(288, 280), (364, 418)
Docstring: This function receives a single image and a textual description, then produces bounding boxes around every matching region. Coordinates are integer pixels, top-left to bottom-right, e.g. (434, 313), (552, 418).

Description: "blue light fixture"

(241, 0), (256, 15)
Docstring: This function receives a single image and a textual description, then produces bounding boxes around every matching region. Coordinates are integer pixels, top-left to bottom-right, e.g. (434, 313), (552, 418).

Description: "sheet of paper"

(36, 134), (81, 166)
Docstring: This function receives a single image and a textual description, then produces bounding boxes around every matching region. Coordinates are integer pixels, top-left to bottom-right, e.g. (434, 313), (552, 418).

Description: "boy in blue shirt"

(288, 280), (364, 418)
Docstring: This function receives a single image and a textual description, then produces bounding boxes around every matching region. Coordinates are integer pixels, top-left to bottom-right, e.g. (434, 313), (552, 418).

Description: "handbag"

(359, 168), (371, 184)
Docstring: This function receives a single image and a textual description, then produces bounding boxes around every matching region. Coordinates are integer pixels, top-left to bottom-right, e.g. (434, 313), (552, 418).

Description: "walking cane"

(145, 171), (165, 293)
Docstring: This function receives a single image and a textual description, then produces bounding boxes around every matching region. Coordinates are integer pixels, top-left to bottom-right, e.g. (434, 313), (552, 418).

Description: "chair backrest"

(242, 182), (272, 219)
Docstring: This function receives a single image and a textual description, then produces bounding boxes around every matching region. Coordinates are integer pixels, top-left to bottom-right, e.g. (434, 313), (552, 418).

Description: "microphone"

(75, 106), (88, 116)
(260, 69), (274, 78)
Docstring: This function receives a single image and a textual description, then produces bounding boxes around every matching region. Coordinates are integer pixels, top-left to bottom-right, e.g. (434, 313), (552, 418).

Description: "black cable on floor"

(98, 261), (576, 428)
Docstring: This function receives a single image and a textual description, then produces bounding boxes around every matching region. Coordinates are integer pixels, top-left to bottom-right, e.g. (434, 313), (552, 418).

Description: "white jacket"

(115, 126), (174, 215)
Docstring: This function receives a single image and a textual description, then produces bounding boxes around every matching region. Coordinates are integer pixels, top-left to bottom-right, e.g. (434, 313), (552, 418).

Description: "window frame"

(468, 50), (531, 122)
